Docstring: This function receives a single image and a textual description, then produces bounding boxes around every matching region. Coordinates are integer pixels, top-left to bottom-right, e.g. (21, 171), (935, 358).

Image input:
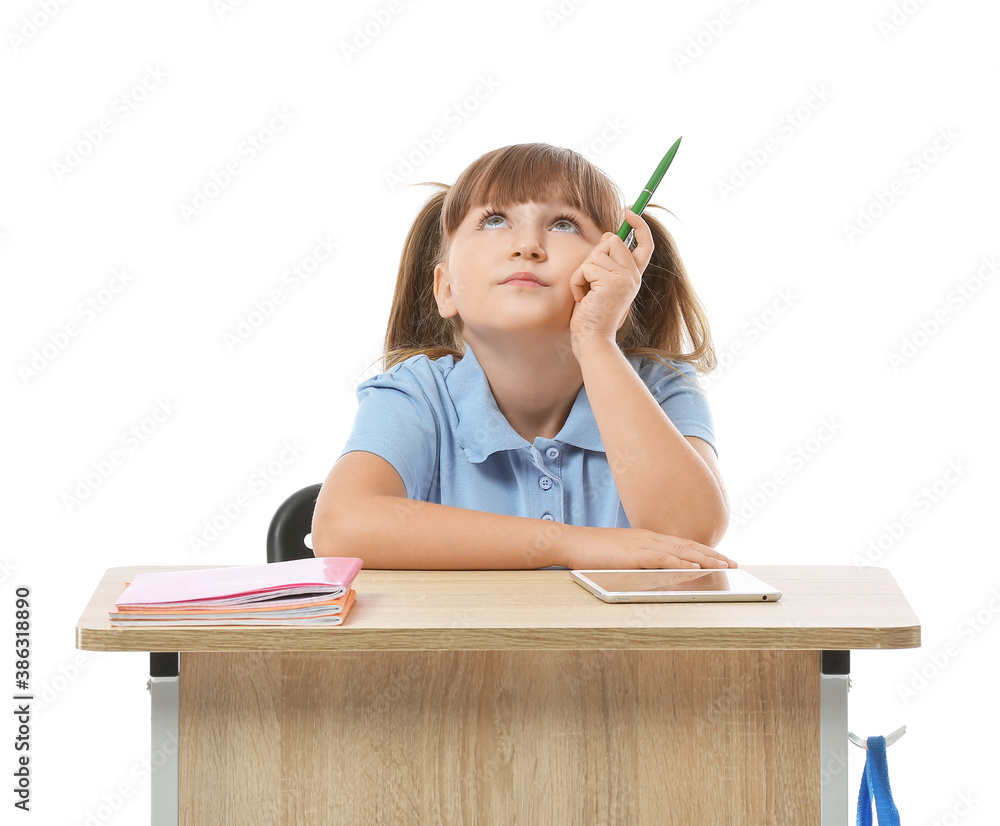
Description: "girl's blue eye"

(481, 214), (508, 229)
(552, 219), (580, 233)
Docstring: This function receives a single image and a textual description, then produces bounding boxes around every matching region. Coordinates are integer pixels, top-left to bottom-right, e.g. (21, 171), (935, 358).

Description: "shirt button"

(545, 447), (559, 460)
(541, 513), (555, 521)
(539, 476), (553, 491)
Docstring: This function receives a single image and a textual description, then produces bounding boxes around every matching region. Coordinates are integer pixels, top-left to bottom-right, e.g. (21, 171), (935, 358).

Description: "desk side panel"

(179, 653), (282, 825)
(178, 650), (819, 825)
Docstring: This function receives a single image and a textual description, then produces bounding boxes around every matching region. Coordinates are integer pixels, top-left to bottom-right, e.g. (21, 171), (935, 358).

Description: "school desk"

(76, 565), (920, 825)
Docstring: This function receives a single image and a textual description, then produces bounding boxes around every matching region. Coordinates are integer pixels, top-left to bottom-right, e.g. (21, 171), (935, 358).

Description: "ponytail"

(382, 185), (464, 371)
(618, 205), (716, 374)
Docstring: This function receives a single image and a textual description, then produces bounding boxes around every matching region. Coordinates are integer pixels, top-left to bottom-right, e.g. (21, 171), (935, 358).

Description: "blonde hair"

(383, 143), (716, 376)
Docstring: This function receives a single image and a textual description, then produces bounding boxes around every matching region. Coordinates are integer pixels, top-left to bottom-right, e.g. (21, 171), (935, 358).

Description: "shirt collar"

(450, 345), (607, 463)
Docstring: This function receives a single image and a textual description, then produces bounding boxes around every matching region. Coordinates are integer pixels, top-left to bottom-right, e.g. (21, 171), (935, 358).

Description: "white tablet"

(570, 568), (782, 603)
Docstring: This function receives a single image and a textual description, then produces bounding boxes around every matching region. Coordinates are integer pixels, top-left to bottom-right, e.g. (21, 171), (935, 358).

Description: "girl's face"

(433, 199), (605, 343)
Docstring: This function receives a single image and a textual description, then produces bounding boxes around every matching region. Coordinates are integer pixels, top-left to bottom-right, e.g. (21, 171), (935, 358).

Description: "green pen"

(616, 136), (683, 246)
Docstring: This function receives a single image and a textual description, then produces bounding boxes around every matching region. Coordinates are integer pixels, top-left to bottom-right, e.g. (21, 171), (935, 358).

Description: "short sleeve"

(337, 359), (441, 500)
(639, 358), (718, 458)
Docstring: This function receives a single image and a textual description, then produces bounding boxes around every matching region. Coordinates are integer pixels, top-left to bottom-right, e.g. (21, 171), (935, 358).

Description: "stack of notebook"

(109, 557), (363, 626)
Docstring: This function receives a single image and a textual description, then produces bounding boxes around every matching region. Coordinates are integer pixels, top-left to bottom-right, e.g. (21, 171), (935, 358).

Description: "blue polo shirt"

(338, 345), (716, 528)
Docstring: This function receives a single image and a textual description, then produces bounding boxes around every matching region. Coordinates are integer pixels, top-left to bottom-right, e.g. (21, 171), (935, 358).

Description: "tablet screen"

(582, 569), (735, 593)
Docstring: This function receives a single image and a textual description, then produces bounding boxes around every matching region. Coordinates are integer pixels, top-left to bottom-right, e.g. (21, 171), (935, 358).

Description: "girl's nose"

(510, 230), (545, 260)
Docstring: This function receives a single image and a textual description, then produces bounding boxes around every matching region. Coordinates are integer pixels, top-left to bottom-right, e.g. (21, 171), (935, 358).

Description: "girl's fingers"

(569, 263), (589, 302)
(585, 250), (623, 274)
(666, 537), (736, 568)
(656, 558), (701, 569)
(617, 209), (654, 272)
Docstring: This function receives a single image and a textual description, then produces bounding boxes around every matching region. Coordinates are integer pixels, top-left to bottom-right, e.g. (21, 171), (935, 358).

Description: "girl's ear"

(433, 262), (458, 318)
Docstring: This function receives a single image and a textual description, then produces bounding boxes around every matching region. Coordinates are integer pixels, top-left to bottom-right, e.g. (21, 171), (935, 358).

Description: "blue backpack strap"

(856, 736), (900, 826)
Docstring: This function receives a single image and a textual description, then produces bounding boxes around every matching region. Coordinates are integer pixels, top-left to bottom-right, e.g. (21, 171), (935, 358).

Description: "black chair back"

(266, 484), (322, 562)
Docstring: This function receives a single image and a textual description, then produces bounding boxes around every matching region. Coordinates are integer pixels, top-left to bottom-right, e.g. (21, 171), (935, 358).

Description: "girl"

(312, 143), (734, 570)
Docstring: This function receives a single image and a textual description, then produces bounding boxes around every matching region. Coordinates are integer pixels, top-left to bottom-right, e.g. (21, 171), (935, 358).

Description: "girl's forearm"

(313, 495), (577, 570)
(574, 336), (728, 545)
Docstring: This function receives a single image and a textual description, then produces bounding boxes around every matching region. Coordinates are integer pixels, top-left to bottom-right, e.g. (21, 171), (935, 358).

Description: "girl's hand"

(559, 526), (737, 571)
(569, 209), (654, 346)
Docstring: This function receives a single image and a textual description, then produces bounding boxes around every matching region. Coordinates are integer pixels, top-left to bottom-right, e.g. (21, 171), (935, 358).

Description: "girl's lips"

(502, 272), (546, 287)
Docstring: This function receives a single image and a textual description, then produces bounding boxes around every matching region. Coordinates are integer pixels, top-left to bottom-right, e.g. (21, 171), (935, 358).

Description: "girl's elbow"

(311, 506), (361, 558)
(645, 509), (728, 548)
(310, 527), (337, 558)
(310, 520), (337, 558)
(700, 505), (730, 548)
(701, 523), (728, 549)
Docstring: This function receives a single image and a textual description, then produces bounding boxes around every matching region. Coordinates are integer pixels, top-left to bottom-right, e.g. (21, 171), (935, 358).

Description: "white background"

(3, 0), (998, 822)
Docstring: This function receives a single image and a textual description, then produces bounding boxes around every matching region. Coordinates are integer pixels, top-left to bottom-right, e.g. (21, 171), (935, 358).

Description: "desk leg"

(820, 651), (850, 826)
(149, 653), (179, 826)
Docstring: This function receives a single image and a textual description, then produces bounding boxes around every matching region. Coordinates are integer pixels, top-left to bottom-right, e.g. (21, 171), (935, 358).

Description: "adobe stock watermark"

(18, 268), (134, 386)
(729, 415), (846, 530)
(701, 287), (798, 390)
(374, 444), (578, 569)
(7, 0), (72, 54)
(186, 439), (306, 555)
(897, 587), (998, 706)
(523, 517), (573, 568)
(694, 654), (775, 735)
(577, 116), (627, 164)
(842, 126), (959, 244)
(923, 791), (980, 826)
(876, 0), (934, 40)
(623, 602), (668, 630)
(340, 0), (405, 63)
(384, 73), (502, 191)
(368, 656), (423, 718)
(671, 0), (754, 73)
(852, 458), (969, 568)
(214, 0), (250, 21)
(886, 254), (997, 372)
(81, 731), (179, 826)
(32, 652), (93, 715)
(716, 84), (833, 202)
(545, 0), (591, 31)
(51, 65), (169, 183)
(223, 234), (339, 352)
(177, 106), (295, 223)
(0, 556), (17, 588)
(556, 652), (605, 697)
(61, 397), (180, 513)
(426, 672), (521, 826)
(346, 351), (386, 390)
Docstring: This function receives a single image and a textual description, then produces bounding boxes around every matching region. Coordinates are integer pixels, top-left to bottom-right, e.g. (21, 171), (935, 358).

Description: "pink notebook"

(114, 557), (363, 608)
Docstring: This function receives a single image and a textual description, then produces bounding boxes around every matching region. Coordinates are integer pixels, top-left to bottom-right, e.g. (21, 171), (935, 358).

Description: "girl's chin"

(466, 304), (575, 325)
(462, 322), (574, 343)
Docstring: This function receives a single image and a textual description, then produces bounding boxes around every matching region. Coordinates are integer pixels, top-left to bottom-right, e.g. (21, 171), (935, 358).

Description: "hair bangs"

(441, 144), (624, 237)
